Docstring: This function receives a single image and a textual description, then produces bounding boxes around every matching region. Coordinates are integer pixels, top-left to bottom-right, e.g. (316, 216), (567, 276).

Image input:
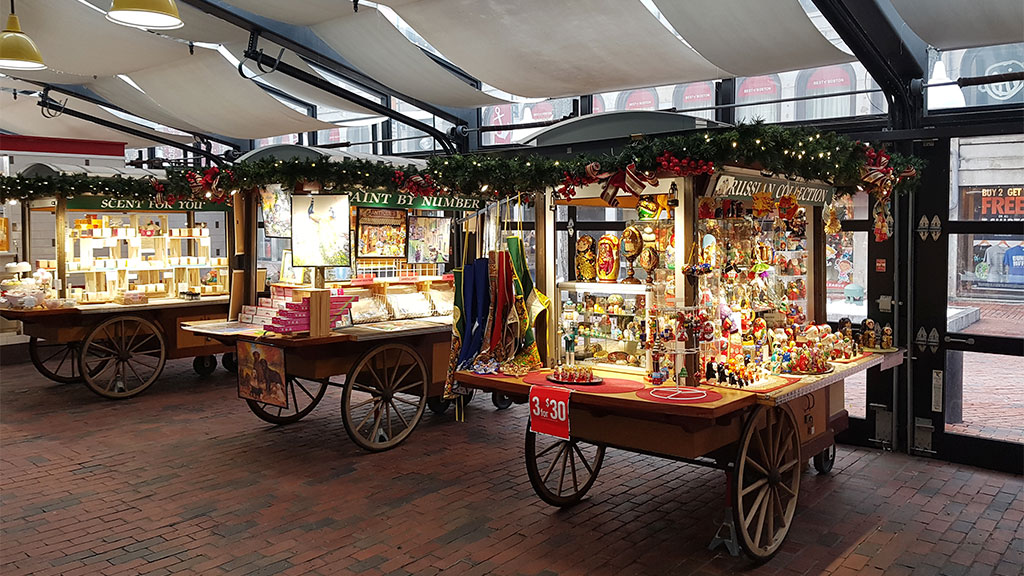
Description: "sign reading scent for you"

(529, 385), (572, 440)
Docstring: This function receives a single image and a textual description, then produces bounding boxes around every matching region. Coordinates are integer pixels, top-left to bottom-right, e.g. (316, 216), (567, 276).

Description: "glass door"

(909, 135), (1024, 474)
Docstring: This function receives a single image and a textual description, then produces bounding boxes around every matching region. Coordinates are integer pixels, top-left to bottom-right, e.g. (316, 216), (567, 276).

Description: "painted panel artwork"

(236, 341), (288, 408)
(259, 184), (292, 238)
(357, 208), (408, 258)
(407, 215), (452, 264)
(291, 194), (351, 267)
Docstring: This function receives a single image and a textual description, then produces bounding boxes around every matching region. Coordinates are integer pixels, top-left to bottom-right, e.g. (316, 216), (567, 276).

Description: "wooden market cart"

(455, 350), (904, 561)
(3, 297), (231, 398)
(183, 316), (458, 452)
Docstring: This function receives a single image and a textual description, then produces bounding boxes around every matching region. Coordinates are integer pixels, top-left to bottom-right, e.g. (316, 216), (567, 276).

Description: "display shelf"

(560, 281), (649, 295)
(54, 264), (229, 273)
(576, 333), (642, 344)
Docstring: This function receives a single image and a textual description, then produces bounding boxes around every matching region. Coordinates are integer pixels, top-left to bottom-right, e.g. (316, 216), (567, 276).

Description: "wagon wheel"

(193, 355), (218, 376)
(78, 315), (167, 399)
(491, 392), (513, 410)
(812, 444), (836, 475)
(29, 337), (83, 384)
(525, 426), (605, 507)
(221, 352), (238, 373)
(426, 396), (451, 415)
(246, 376), (328, 425)
(732, 405), (801, 561)
(342, 343), (427, 452)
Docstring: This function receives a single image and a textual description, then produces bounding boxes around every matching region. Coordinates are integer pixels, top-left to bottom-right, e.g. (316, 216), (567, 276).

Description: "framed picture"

(407, 215), (452, 264)
(259, 184), (291, 238)
(291, 194), (351, 267)
(279, 249), (300, 284)
(356, 207), (408, 258)
(236, 341), (288, 408)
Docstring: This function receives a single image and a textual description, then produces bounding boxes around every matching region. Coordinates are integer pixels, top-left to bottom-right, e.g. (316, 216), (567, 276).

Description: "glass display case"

(556, 281), (651, 375)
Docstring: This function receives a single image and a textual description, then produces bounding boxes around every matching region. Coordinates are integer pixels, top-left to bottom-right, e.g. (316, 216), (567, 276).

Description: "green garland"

(0, 123), (925, 204)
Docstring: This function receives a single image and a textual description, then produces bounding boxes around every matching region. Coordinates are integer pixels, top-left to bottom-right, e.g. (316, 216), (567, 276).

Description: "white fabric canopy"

(388, 0), (730, 99)
(220, 0), (356, 26)
(222, 44), (381, 118)
(120, 52), (334, 139)
(890, 0), (1024, 50)
(312, 9), (504, 108)
(0, 77), (195, 147)
(12, 0), (189, 77)
(654, 0), (854, 76)
(89, 78), (210, 136)
(0, 95), (181, 149)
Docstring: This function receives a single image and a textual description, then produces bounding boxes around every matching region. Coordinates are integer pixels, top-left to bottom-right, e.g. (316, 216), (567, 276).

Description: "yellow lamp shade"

(107, 0), (183, 30)
(0, 14), (45, 71)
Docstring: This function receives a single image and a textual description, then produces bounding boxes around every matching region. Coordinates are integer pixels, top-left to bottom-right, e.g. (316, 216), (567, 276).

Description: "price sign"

(529, 385), (572, 440)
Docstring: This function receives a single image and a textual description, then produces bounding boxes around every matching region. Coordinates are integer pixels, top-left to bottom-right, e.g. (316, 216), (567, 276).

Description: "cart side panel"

(156, 306), (231, 359)
(426, 338), (450, 396)
(569, 409), (745, 461)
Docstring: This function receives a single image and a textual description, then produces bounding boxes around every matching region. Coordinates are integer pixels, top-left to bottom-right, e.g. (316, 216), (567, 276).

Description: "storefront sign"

(960, 186), (1024, 221)
(707, 168), (834, 206)
(60, 195), (230, 212)
(348, 190), (484, 212)
(529, 385), (571, 440)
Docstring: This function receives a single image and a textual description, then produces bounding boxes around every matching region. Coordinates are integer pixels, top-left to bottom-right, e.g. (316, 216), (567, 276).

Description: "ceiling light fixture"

(0, 0), (46, 71)
(107, 0), (183, 30)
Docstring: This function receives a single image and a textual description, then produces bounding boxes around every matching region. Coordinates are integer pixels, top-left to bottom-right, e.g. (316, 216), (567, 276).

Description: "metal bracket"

(915, 215), (942, 241)
(914, 326), (929, 352)
(876, 294), (893, 313)
(927, 328), (940, 354)
(913, 417), (937, 454)
(708, 507), (740, 557)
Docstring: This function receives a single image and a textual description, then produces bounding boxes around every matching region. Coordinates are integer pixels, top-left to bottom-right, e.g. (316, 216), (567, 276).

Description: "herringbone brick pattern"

(1, 359), (1022, 575)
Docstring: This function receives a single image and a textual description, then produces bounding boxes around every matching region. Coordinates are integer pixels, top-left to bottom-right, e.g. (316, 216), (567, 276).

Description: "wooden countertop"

(1, 296), (229, 321)
(183, 317), (452, 348)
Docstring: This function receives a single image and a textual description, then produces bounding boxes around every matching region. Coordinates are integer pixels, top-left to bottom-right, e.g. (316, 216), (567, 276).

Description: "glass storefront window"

(835, 192), (870, 221)
(944, 351), (1024, 444)
(947, 233), (1024, 337)
(480, 98), (577, 146)
(951, 135), (1024, 221)
(825, 231), (869, 323)
(930, 42), (1024, 110)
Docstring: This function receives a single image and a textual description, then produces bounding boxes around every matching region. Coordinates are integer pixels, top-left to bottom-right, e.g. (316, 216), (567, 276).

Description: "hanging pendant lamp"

(107, 0), (183, 30)
(0, 0), (46, 71)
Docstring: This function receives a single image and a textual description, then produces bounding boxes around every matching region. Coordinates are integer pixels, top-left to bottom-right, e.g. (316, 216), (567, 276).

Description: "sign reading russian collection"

(706, 168), (835, 206)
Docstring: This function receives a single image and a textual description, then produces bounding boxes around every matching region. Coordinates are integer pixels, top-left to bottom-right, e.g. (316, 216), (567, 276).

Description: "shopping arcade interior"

(1, 0), (1022, 471)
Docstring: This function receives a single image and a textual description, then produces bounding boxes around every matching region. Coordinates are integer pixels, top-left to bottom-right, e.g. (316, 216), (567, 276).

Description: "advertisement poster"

(357, 208), (407, 258)
(407, 215), (452, 264)
(291, 194), (351, 267)
(236, 341), (288, 408)
(259, 184), (292, 238)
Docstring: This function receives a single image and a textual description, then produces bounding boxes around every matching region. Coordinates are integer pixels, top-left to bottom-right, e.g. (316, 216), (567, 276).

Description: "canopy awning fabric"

(387, 0), (730, 99)
(654, 0), (854, 77)
(889, 0), (1024, 51)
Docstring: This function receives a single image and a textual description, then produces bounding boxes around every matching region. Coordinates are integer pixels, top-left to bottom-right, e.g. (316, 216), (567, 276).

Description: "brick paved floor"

(1, 359), (1022, 576)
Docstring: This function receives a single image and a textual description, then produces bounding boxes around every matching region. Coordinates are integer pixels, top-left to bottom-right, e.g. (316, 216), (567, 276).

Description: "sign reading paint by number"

(529, 386), (571, 440)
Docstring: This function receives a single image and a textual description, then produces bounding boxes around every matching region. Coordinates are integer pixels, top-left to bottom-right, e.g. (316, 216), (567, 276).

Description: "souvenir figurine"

(788, 207), (808, 238)
(637, 246), (660, 283)
(621, 226), (643, 284)
(839, 317), (853, 340)
(575, 235), (597, 282)
(881, 324), (894, 350)
(596, 233), (620, 282)
(860, 318), (877, 348)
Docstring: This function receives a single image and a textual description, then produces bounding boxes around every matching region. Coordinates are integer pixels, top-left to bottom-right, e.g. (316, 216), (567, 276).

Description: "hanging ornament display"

(751, 190), (774, 218)
(872, 197), (894, 242)
(777, 194), (799, 221)
(698, 197), (717, 219)
(824, 202), (843, 235)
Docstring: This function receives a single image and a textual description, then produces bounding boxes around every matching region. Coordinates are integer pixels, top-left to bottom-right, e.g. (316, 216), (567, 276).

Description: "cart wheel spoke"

(349, 397), (376, 410)
(568, 443), (579, 494)
(542, 443), (567, 484)
(772, 414), (785, 466)
(351, 381), (378, 395)
(40, 345), (69, 365)
(124, 321), (143, 352)
(391, 395), (420, 408)
(369, 409), (384, 442)
(394, 381), (425, 394)
(741, 476), (769, 497)
(777, 480), (797, 499)
(88, 342), (118, 356)
(752, 425), (771, 470)
(126, 361), (148, 387)
(391, 363), (415, 390)
(389, 400), (410, 428)
(744, 454), (770, 477)
(536, 439), (562, 459)
(765, 488), (775, 549)
(294, 380), (316, 401)
(752, 485), (770, 546)
(355, 399), (380, 431)
(779, 458), (799, 474)
(129, 333), (156, 354)
(556, 444), (569, 497)
(571, 443), (594, 476)
(744, 485), (769, 531)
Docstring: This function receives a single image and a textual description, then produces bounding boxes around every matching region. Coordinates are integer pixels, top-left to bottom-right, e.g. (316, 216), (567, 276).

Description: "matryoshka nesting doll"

(596, 233), (620, 283)
(575, 235), (597, 282)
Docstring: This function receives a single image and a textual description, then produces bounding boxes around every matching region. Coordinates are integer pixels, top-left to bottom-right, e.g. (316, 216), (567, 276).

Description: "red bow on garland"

(557, 153), (713, 206)
(860, 148), (917, 199)
(184, 166), (235, 204)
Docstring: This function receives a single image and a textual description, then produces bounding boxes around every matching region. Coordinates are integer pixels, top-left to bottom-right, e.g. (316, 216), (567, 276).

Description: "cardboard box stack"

(239, 284), (358, 336)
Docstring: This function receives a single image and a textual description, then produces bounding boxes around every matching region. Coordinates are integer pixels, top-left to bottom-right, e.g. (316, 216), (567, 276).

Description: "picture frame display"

(407, 215), (452, 264)
(259, 184), (291, 238)
(357, 207), (408, 258)
(290, 194), (351, 267)
(236, 341), (288, 408)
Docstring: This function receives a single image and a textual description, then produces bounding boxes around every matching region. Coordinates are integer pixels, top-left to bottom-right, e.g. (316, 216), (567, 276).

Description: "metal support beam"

(178, 0), (466, 127)
(36, 96), (226, 166)
(242, 45), (456, 154)
(12, 79), (242, 150)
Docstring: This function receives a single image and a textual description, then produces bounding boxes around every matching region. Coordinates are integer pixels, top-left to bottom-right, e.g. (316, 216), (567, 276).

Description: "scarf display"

(505, 236), (548, 371)
(442, 267), (465, 399)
